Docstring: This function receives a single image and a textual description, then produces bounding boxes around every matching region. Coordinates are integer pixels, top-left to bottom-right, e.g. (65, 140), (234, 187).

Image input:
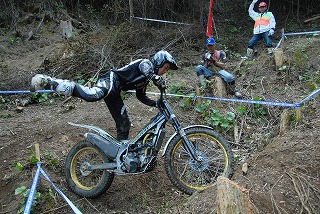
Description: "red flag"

(206, 0), (214, 38)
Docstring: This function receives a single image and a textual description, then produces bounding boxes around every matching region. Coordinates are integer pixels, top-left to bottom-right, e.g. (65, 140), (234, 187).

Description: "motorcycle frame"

(68, 88), (200, 174)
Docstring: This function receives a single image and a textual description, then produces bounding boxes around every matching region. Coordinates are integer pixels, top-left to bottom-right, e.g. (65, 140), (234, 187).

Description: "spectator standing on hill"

(245, 0), (276, 59)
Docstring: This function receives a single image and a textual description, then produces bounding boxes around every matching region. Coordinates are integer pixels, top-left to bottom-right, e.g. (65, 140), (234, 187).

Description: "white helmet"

(152, 50), (178, 72)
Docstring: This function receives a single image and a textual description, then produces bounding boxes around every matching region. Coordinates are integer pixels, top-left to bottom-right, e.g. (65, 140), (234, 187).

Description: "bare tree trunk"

(129, 0), (134, 24)
(297, 0), (300, 22)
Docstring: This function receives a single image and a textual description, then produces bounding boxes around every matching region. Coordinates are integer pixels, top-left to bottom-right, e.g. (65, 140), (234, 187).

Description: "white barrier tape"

(132, 16), (191, 25)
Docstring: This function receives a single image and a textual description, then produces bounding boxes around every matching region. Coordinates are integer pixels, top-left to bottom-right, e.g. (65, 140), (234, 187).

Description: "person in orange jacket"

(245, 0), (276, 59)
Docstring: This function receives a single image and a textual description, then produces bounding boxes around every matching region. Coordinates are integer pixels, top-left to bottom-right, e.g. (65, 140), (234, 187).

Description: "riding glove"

(268, 29), (274, 36)
(205, 53), (212, 60)
(152, 75), (166, 89)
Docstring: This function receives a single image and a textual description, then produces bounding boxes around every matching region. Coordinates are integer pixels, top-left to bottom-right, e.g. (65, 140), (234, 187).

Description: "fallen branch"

(304, 15), (320, 23)
(27, 14), (45, 41)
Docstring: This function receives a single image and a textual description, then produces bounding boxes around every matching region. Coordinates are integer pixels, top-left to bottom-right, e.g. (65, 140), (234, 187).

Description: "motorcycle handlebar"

(156, 82), (166, 108)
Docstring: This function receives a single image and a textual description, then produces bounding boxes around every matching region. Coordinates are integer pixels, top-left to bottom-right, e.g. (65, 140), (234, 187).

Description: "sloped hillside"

(0, 9), (319, 214)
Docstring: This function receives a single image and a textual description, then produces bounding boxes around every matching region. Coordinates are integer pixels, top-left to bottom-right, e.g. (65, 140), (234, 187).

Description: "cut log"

(279, 109), (290, 136)
(60, 20), (73, 39)
(213, 76), (227, 97)
(274, 48), (283, 67)
(216, 176), (253, 214)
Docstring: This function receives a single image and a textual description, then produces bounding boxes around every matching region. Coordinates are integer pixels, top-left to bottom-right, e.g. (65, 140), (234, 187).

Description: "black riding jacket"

(112, 59), (157, 107)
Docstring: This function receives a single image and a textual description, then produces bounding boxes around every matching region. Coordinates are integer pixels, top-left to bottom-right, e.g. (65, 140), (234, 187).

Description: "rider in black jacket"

(30, 50), (178, 140)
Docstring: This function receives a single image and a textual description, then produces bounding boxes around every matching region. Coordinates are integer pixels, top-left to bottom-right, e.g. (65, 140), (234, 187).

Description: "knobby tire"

(65, 140), (114, 198)
(164, 126), (233, 195)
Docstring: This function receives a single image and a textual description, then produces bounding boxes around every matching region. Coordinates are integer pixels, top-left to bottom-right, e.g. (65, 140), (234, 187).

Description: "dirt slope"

(0, 21), (319, 214)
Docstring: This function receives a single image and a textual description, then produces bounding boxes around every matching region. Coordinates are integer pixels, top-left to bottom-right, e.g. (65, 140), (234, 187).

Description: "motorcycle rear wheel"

(164, 126), (233, 195)
(65, 140), (114, 198)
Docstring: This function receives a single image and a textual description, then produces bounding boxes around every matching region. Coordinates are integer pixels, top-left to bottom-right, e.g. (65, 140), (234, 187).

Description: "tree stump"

(279, 109), (290, 136)
(274, 48), (283, 67)
(213, 76), (227, 97)
(60, 20), (73, 39)
(279, 107), (302, 136)
(216, 176), (253, 214)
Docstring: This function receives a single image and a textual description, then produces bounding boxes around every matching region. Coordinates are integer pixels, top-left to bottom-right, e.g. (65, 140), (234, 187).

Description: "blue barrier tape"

(275, 36), (284, 49)
(23, 162), (82, 214)
(23, 162), (41, 214)
(299, 88), (320, 104)
(284, 30), (320, 36)
(276, 30), (320, 49)
(138, 91), (301, 108)
(40, 168), (82, 214)
(1, 88), (319, 108)
(0, 90), (55, 94)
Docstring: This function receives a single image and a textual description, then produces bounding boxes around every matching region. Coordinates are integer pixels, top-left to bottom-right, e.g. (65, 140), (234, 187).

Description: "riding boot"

(199, 75), (206, 87)
(246, 48), (254, 59)
(31, 74), (75, 96)
(268, 48), (274, 55)
(53, 80), (75, 96)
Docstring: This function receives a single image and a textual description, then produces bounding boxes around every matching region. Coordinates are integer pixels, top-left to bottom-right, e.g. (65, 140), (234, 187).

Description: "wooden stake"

(304, 15), (320, 23)
(195, 84), (202, 104)
(295, 100), (302, 122)
(35, 143), (41, 161)
(129, 0), (134, 23)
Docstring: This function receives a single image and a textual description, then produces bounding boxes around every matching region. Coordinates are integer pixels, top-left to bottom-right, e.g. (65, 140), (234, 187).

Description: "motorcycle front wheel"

(164, 126), (233, 195)
(65, 140), (114, 198)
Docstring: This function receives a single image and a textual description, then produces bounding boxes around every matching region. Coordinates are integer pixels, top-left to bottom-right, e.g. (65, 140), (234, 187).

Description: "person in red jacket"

(245, 0), (276, 59)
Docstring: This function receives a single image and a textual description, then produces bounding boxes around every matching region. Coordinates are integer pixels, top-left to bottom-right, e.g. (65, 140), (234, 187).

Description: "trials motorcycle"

(65, 79), (234, 198)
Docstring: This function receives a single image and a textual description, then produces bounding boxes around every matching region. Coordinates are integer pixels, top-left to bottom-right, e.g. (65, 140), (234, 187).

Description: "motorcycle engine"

(123, 153), (139, 173)
(123, 137), (154, 173)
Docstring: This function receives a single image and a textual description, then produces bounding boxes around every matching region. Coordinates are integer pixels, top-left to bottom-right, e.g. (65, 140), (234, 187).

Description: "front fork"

(178, 128), (202, 161)
(163, 101), (201, 161)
